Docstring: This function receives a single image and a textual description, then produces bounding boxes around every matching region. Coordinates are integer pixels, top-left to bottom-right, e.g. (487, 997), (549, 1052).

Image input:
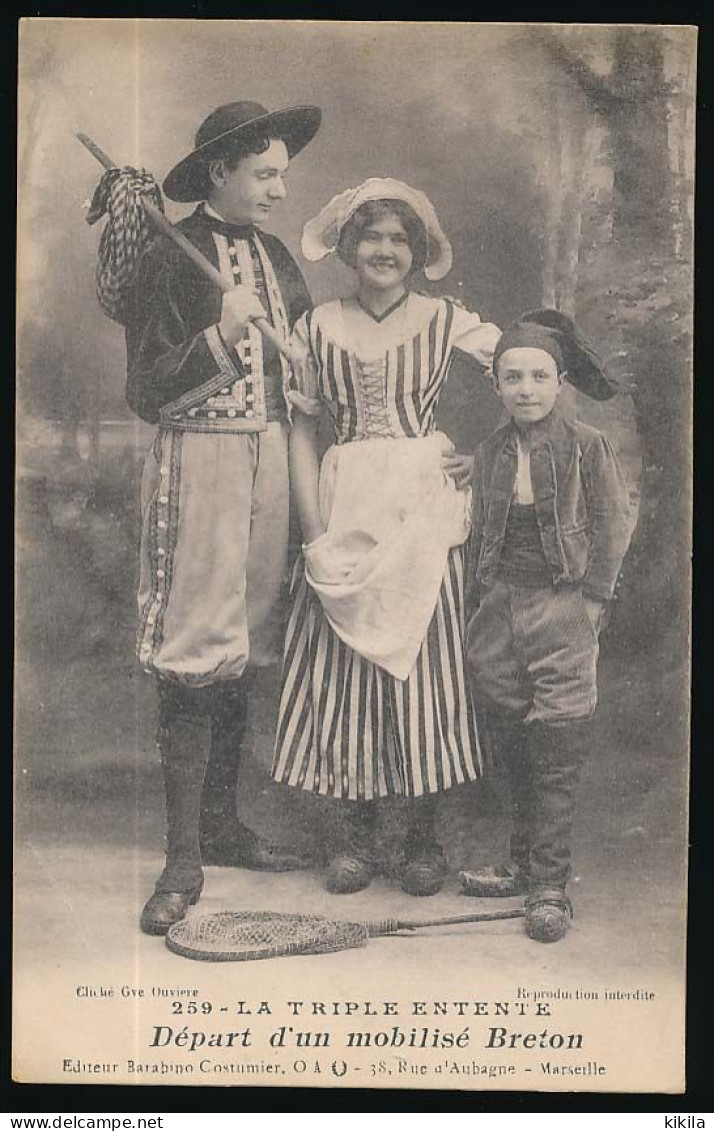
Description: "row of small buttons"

(139, 461), (171, 671)
(187, 402), (255, 420)
(195, 408), (254, 419)
(207, 251), (256, 418)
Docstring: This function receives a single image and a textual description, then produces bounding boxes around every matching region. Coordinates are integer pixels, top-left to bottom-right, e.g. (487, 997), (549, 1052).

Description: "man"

(125, 101), (321, 934)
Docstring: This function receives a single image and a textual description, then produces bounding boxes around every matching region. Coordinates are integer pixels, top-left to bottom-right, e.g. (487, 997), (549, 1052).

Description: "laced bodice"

(289, 293), (500, 444)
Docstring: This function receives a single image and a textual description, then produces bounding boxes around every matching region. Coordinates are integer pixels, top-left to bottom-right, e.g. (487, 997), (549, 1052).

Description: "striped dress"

(272, 292), (500, 800)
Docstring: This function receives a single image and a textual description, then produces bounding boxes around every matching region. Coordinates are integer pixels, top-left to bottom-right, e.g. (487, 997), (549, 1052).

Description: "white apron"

(303, 432), (471, 680)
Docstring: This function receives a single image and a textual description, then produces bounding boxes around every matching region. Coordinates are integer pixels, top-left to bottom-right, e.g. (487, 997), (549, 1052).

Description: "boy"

(462, 309), (633, 942)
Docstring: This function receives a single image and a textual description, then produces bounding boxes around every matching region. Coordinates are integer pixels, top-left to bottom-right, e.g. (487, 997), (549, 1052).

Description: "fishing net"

(85, 166), (164, 325)
(165, 907), (525, 962)
(166, 910), (369, 962)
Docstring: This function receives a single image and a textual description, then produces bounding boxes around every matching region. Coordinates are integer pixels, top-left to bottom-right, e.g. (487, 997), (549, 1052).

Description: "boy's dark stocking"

(527, 718), (587, 889)
(492, 711), (534, 874)
(525, 718), (588, 942)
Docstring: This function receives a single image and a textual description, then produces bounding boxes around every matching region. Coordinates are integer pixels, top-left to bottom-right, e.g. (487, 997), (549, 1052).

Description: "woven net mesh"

(85, 166), (164, 325)
(166, 910), (370, 962)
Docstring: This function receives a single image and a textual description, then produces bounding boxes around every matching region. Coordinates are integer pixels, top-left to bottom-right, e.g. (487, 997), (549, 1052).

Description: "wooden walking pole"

(77, 133), (298, 365)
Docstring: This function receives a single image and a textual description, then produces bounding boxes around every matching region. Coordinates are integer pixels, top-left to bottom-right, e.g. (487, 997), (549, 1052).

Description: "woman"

(272, 179), (500, 896)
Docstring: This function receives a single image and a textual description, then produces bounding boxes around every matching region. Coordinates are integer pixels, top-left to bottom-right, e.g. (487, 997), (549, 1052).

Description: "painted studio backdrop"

(15, 21), (694, 1090)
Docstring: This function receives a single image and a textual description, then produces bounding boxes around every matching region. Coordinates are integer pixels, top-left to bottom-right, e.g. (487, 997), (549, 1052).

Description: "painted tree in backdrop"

(539, 27), (694, 658)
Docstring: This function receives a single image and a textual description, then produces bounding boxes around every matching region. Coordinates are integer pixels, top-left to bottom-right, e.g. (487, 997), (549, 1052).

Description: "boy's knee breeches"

(466, 580), (600, 723)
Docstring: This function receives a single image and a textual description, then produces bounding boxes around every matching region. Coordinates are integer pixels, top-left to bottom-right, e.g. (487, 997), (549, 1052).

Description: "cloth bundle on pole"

(85, 166), (164, 325)
(166, 907), (526, 962)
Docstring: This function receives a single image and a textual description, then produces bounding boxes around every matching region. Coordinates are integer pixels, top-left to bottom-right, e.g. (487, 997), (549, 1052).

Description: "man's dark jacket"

(124, 206), (311, 425)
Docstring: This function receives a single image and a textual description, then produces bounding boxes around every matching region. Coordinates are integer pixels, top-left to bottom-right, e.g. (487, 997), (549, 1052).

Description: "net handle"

(366, 908), (526, 935)
(76, 132), (298, 365)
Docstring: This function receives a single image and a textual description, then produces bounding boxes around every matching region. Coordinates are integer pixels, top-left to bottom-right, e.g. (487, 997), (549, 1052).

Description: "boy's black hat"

(493, 309), (619, 401)
(163, 101), (322, 203)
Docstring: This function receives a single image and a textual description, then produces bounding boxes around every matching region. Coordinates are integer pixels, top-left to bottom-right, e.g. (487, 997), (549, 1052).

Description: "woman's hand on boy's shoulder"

(442, 452), (475, 490)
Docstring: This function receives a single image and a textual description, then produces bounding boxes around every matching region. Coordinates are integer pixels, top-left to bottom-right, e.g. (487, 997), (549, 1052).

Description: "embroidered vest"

(160, 231), (290, 434)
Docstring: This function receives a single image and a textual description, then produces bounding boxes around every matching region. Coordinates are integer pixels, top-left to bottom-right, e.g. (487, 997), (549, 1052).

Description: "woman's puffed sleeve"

(450, 305), (501, 371)
(286, 312), (322, 418)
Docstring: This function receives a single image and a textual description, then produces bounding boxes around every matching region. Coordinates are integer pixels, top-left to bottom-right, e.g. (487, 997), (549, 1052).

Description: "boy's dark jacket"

(467, 409), (633, 605)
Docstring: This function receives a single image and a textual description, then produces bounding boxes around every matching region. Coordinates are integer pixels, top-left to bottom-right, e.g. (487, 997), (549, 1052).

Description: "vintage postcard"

(15, 19), (695, 1091)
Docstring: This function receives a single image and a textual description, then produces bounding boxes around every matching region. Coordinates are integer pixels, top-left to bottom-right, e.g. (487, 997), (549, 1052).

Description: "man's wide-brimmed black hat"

(163, 101), (322, 203)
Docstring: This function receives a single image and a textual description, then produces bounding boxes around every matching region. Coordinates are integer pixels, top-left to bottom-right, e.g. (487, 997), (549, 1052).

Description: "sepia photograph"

(14, 18), (695, 1091)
